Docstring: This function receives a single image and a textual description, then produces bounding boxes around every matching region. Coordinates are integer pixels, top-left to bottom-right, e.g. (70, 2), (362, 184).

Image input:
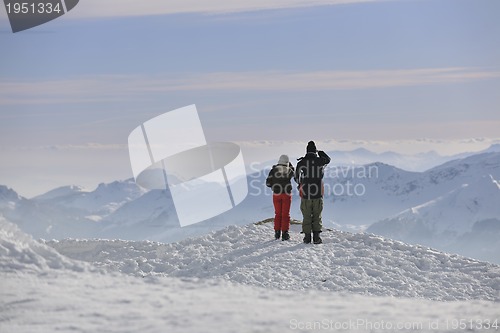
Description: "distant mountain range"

(309, 143), (500, 171)
(1, 149), (499, 263)
(329, 151), (500, 225)
(367, 174), (500, 264)
(332, 152), (500, 263)
(244, 143), (500, 173)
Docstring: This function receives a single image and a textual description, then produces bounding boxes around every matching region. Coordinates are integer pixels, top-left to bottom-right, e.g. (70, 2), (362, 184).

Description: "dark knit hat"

(306, 141), (317, 153)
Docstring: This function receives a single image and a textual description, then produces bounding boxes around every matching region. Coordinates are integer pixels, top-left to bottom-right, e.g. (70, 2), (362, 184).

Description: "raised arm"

(318, 150), (331, 166)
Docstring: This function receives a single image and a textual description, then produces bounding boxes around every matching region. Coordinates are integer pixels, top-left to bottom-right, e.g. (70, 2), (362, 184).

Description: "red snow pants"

(273, 193), (292, 232)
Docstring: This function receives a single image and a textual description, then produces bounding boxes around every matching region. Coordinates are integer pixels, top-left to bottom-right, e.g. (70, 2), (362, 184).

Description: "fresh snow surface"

(2, 218), (500, 333)
(47, 223), (500, 302)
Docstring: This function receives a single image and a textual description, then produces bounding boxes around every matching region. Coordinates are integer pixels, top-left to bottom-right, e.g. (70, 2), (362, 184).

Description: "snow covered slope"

(2, 217), (499, 333)
(450, 218), (500, 264)
(368, 174), (500, 263)
(330, 152), (500, 227)
(368, 175), (500, 239)
(0, 217), (89, 274)
(47, 221), (500, 301)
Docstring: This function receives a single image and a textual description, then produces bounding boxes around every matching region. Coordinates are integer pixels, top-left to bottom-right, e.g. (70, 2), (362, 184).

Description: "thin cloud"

(145, 68), (500, 92)
(72, 0), (386, 18)
(1, 67), (499, 105)
(0, 143), (128, 152)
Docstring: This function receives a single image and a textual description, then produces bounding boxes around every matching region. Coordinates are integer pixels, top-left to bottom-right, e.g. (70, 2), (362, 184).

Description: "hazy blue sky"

(0, 0), (499, 196)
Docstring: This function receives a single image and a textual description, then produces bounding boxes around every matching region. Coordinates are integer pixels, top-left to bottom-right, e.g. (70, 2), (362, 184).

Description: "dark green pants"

(300, 198), (323, 233)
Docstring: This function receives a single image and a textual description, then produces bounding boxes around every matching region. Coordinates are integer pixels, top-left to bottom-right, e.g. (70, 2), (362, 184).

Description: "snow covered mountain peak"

(429, 152), (500, 175)
(0, 185), (22, 211)
(34, 178), (147, 216)
(33, 184), (87, 201)
(368, 174), (500, 248)
(0, 185), (21, 202)
(95, 179), (137, 191)
(484, 143), (500, 153)
(431, 174), (498, 223)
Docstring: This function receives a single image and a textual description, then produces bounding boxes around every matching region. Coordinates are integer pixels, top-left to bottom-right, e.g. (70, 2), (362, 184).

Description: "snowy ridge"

(2, 217), (500, 333)
(0, 185), (22, 202)
(0, 217), (87, 274)
(0, 185), (22, 211)
(368, 175), (500, 248)
(330, 153), (500, 227)
(47, 222), (500, 301)
(32, 185), (87, 201)
(32, 179), (146, 215)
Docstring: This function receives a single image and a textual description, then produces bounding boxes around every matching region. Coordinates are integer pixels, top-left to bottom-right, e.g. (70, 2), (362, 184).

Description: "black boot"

(275, 230), (281, 240)
(303, 233), (311, 244)
(313, 231), (322, 244)
(282, 231), (290, 241)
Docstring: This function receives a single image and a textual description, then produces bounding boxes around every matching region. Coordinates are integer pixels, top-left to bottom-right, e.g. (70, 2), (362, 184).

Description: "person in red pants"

(266, 155), (295, 240)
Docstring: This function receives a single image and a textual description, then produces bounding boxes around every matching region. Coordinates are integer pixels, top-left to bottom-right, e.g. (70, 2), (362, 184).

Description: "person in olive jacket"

(295, 141), (331, 244)
(266, 155), (295, 240)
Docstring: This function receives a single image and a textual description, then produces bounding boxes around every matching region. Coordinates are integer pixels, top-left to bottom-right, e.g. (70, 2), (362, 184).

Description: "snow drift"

(0, 216), (87, 274)
(2, 217), (500, 333)
(46, 222), (500, 301)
